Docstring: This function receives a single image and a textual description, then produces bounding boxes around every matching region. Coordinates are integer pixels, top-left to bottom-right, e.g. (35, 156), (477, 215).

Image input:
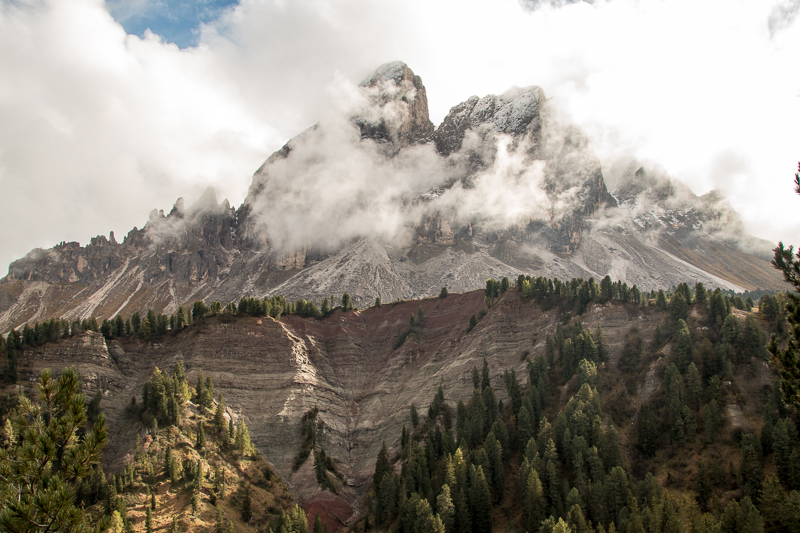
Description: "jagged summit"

(354, 61), (434, 147)
(359, 60), (413, 87)
(0, 63), (785, 332)
(434, 85), (545, 156)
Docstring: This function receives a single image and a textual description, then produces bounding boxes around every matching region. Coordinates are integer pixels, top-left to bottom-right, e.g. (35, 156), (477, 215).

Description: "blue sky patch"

(107, 0), (239, 48)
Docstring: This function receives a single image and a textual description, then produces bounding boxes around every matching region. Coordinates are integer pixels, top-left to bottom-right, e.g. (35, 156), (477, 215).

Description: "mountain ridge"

(0, 61), (785, 333)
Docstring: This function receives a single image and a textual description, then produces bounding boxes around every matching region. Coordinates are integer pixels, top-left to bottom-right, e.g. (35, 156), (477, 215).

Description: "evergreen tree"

(313, 514), (327, 533)
(437, 484), (455, 532)
(440, 286), (449, 298)
(669, 292), (688, 324)
(470, 466), (492, 533)
(196, 423), (206, 449)
(373, 441), (390, 489)
(523, 468), (545, 533)
(694, 282), (707, 304)
(656, 290), (668, 310)
(341, 293), (352, 311)
(235, 420), (254, 456)
(241, 485), (251, 522)
(636, 404), (658, 457)
(771, 164), (800, 408)
(176, 306), (187, 330)
(410, 404), (419, 428)
(0, 367), (109, 533)
(673, 320), (693, 372)
(214, 395), (227, 435)
(109, 511), (124, 533)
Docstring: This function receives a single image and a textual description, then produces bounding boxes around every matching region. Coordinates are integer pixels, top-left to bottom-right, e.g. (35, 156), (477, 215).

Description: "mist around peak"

(240, 66), (616, 258)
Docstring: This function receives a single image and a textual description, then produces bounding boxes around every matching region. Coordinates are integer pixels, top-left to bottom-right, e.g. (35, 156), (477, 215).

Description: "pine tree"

(437, 484), (455, 532)
(109, 511), (124, 533)
(771, 163), (800, 408)
(673, 320), (693, 372)
(694, 282), (707, 304)
(523, 468), (545, 533)
(470, 466), (492, 533)
(669, 292), (688, 324)
(314, 513), (327, 533)
(214, 395), (227, 436)
(373, 442), (390, 489)
(656, 289), (668, 310)
(235, 420), (254, 456)
(0, 367), (109, 533)
(410, 404), (419, 428)
(241, 485), (252, 522)
(196, 423), (206, 449)
(176, 306), (187, 330)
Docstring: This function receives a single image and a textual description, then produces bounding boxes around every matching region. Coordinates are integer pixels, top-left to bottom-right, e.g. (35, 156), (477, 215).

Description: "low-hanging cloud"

(1, 0), (799, 274)
(244, 74), (598, 254)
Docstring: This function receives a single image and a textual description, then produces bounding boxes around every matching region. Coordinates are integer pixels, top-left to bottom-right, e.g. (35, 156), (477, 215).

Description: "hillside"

(2, 279), (798, 531)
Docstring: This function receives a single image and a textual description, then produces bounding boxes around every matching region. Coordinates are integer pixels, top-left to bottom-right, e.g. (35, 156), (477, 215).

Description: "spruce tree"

(470, 466), (492, 533)
(437, 484), (455, 532)
(241, 485), (252, 522)
(214, 395), (227, 436)
(410, 404), (419, 428)
(373, 442), (390, 489)
(196, 423), (206, 449)
(771, 163), (800, 408)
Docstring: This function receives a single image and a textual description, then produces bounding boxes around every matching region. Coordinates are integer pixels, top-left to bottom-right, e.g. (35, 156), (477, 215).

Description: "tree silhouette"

(770, 162), (800, 409)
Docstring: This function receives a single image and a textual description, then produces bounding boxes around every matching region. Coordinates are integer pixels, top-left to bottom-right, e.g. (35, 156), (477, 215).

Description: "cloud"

(244, 75), (601, 255)
(1, 0), (800, 274)
(768, 0), (800, 36)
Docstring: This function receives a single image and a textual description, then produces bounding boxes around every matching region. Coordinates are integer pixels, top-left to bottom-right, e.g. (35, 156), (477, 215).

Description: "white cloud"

(1, 0), (799, 273)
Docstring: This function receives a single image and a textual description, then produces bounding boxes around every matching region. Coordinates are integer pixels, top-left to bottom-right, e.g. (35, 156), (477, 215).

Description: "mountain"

(0, 61), (784, 334)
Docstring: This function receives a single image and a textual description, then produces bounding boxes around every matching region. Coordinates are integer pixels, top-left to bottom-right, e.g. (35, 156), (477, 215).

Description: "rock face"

(433, 86), (545, 156)
(356, 61), (434, 147)
(0, 62), (785, 333)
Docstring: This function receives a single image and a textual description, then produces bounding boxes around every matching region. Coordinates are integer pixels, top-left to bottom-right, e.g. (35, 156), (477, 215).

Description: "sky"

(0, 0), (799, 273)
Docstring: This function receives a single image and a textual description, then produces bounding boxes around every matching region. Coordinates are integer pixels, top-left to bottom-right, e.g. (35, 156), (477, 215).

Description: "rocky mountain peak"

(434, 85), (544, 156)
(354, 61), (434, 146)
(0, 63), (786, 334)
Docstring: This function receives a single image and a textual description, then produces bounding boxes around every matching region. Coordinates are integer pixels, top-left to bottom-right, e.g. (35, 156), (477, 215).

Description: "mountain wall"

(0, 62), (785, 334)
